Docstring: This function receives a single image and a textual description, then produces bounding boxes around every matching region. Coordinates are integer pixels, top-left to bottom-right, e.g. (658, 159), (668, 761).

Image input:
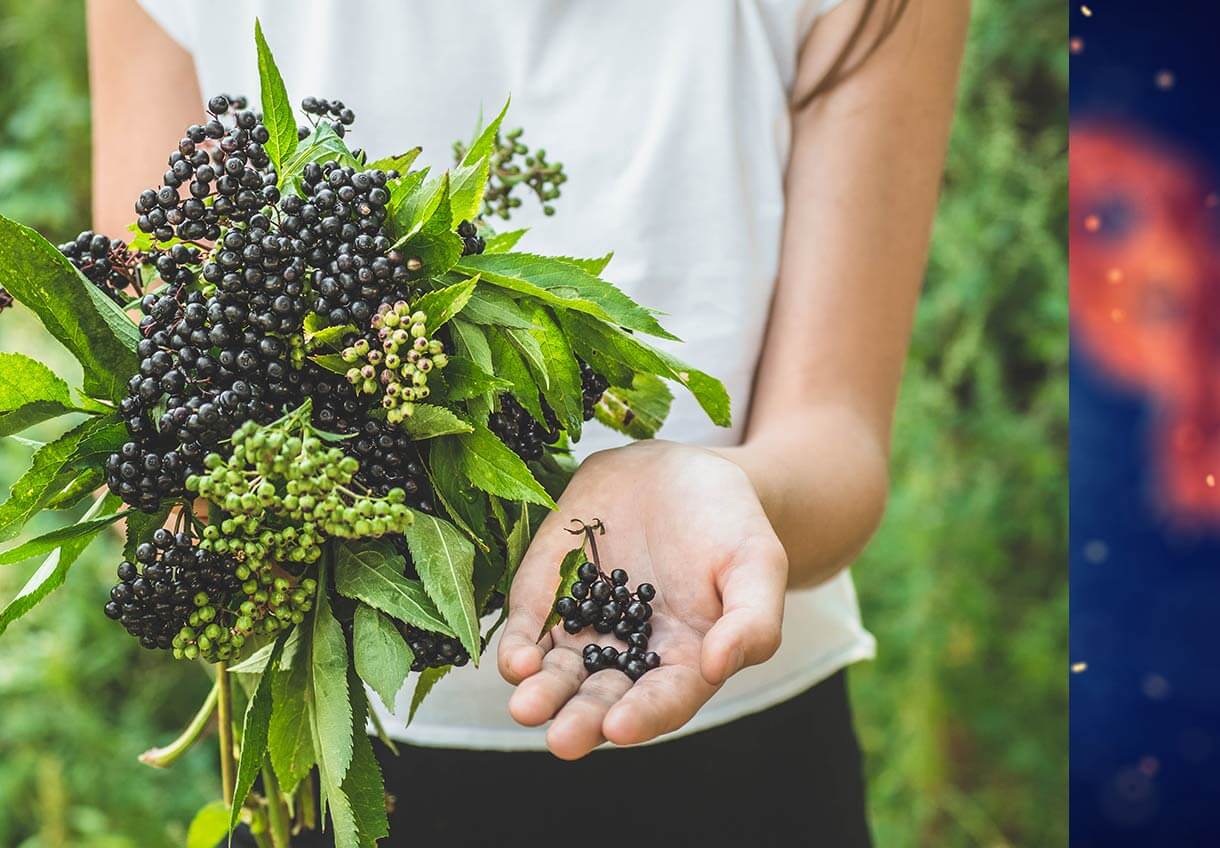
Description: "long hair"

(795, 0), (912, 109)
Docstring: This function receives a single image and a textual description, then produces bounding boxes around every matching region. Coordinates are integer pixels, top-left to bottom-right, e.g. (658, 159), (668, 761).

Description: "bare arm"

(722, 0), (970, 587)
(87, 0), (202, 235)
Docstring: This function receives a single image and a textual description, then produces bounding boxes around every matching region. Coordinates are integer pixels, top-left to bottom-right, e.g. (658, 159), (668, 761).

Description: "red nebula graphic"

(1071, 124), (1220, 520)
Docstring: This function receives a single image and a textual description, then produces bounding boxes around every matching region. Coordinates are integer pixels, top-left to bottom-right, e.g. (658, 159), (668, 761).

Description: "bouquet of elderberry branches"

(0, 21), (728, 848)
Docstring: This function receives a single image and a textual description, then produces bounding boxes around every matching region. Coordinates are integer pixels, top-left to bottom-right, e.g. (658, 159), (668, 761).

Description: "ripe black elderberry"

(489, 362), (608, 461)
(457, 220), (485, 256)
(0, 287), (11, 313)
(554, 520), (660, 681)
(58, 230), (145, 304)
(400, 624), (470, 671)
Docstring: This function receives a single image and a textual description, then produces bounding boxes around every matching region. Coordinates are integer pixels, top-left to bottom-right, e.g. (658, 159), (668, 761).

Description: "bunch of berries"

(490, 362), (609, 461)
(453, 126), (566, 219)
(300, 96), (356, 138)
(553, 522), (661, 681)
(341, 302), (448, 423)
(58, 230), (145, 304)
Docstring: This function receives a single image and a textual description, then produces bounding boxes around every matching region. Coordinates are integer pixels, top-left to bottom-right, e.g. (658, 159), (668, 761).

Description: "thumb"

(700, 534), (787, 686)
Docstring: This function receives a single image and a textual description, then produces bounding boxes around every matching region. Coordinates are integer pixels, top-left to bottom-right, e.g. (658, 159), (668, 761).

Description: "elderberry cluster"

(400, 624), (470, 671)
(57, 230), (145, 304)
(103, 528), (242, 655)
(341, 302), (449, 423)
(300, 96), (356, 138)
(556, 562), (660, 681)
(489, 362), (609, 461)
(453, 126), (566, 219)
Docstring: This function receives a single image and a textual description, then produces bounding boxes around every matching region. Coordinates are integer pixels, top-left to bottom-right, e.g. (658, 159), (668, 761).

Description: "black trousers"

(302, 671), (871, 847)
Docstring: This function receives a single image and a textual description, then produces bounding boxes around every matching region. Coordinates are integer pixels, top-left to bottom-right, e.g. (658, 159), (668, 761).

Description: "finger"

(546, 671), (634, 760)
(700, 535), (787, 685)
(498, 512), (585, 684)
(507, 645), (586, 727)
(601, 664), (717, 746)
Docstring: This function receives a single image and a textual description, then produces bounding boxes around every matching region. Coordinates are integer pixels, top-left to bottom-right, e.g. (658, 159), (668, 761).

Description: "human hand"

(498, 440), (788, 759)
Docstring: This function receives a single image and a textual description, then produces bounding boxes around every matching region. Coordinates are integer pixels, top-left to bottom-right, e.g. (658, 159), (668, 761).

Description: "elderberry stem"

(261, 763), (292, 848)
(137, 678), (219, 768)
(216, 661), (236, 808)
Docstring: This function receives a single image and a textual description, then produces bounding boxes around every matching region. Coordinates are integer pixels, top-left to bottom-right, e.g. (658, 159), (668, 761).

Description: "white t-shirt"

(140, 0), (875, 749)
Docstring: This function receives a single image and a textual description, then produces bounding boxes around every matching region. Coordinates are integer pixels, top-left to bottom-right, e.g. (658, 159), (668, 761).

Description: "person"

(88, 1), (968, 844)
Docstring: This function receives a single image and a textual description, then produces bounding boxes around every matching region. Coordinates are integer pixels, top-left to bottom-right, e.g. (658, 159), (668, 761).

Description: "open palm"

(497, 440), (788, 759)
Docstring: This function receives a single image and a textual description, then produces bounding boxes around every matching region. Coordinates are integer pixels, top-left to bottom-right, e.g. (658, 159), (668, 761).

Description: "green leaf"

(342, 682), (390, 846)
(0, 494), (121, 637)
(449, 99), (509, 223)
(368, 148), (421, 174)
(540, 547), (587, 638)
(487, 327), (545, 424)
(310, 353), (349, 375)
(396, 174), (463, 277)
(425, 438), (492, 544)
(123, 505), (170, 561)
(484, 228), (528, 254)
(42, 468), (104, 511)
(0, 506), (128, 565)
(400, 403), (473, 439)
(0, 352), (91, 436)
(501, 503), (530, 593)
(594, 374), (674, 439)
(455, 252), (678, 341)
(449, 318), (495, 421)
(333, 540), (455, 634)
(229, 634), (288, 834)
(505, 326), (549, 391)
(353, 604), (412, 710)
(186, 801), (230, 848)
(279, 123), (358, 188)
(557, 253), (614, 276)
(455, 422), (556, 509)
(440, 356), (512, 402)
(403, 511), (480, 663)
(268, 644), (314, 794)
(409, 665), (451, 724)
(529, 308), (583, 434)
(308, 563), (354, 785)
(303, 314), (356, 350)
(559, 312), (731, 428)
(388, 172), (444, 242)
(0, 214), (139, 401)
(414, 276), (478, 333)
(0, 416), (119, 542)
(253, 20), (298, 168)
(460, 286), (534, 329)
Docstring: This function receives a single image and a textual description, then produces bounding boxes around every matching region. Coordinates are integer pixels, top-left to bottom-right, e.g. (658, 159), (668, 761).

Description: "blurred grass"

(0, 0), (1065, 845)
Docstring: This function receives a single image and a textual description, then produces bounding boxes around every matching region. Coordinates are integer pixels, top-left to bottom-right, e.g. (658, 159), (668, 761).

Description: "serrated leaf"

(460, 287), (534, 329)
(0, 506), (128, 565)
(304, 316), (356, 351)
(42, 468), (104, 511)
(311, 353), (350, 375)
(403, 511), (480, 663)
(253, 20), (298, 168)
(455, 422), (556, 509)
(268, 642), (314, 793)
(501, 503), (530, 594)
(455, 252), (678, 341)
(229, 634), (288, 834)
(279, 123), (358, 188)
(0, 494), (121, 637)
(484, 229), (528, 254)
(409, 665), (451, 724)
(558, 312), (731, 428)
(186, 801), (230, 848)
(539, 547), (587, 638)
(0, 416), (119, 542)
(368, 148), (421, 174)
(425, 438), (492, 544)
(594, 374), (674, 439)
(388, 172), (444, 242)
(440, 356), (512, 402)
(400, 403), (473, 439)
(449, 318), (495, 421)
(487, 327), (545, 425)
(308, 565), (353, 785)
(449, 99), (509, 223)
(333, 540), (454, 634)
(229, 627), (301, 673)
(414, 276), (478, 333)
(123, 506), (170, 561)
(396, 174), (463, 277)
(0, 352), (90, 436)
(529, 308), (582, 434)
(505, 326), (549, 391)
(556, 253), (614, 276)
(0, 214), (139, 401)
(342, 682), (390, 846)
(353, 604), (412, 710)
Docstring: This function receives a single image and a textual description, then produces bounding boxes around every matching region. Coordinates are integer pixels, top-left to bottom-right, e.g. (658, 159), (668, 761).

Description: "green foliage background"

(0, 1), (1065, 845)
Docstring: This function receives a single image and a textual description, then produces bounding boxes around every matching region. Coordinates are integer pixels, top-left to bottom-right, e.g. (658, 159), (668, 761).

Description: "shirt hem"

(372, 634), (876, 751)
